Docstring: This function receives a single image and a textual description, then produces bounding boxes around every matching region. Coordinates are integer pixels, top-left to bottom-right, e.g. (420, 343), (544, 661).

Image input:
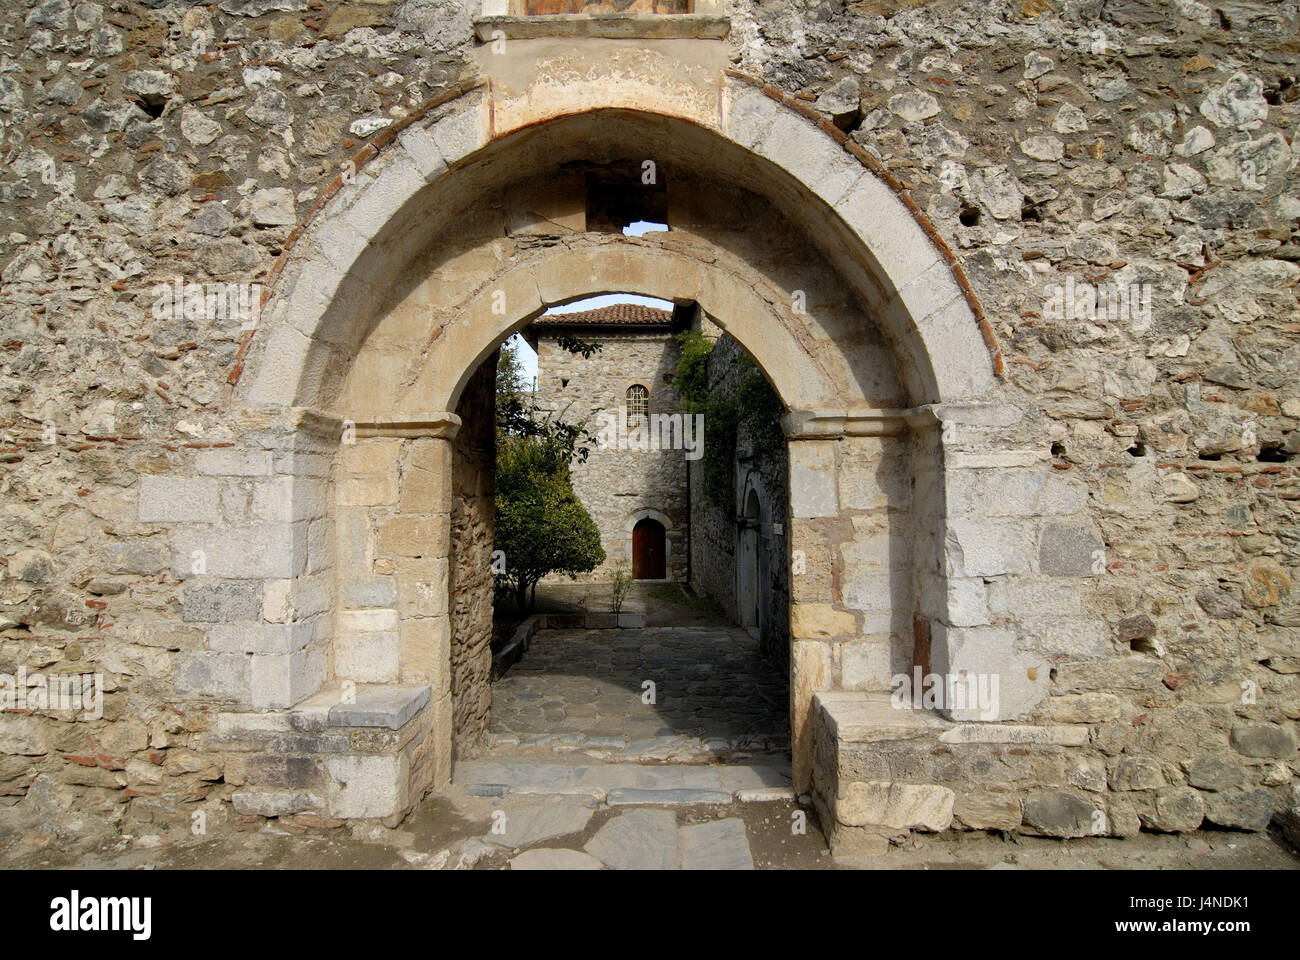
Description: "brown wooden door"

(632, 518), (666, 580)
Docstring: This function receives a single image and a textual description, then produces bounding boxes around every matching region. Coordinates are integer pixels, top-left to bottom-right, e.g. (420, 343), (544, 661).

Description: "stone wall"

(449, 355), (495, 756)
(0, 0), (1296, 842)
(688, 331), (791, 671)
(533, 328), (689, 581)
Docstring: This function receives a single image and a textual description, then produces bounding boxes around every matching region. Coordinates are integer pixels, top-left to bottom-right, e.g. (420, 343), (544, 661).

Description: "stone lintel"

(782, 408), (912, 439)
(351, 412), (462, 440)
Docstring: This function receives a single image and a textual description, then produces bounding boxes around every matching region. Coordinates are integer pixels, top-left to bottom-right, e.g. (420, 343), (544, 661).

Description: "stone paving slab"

(719, 764), (793, 792)
(579, 809), (757, 870)
(489, 626), (789, 764)
(509, 848), (605, 870)
(482, 804), (594, 849)
(679, 818), (755, 870)
(584, 808), (679, 869)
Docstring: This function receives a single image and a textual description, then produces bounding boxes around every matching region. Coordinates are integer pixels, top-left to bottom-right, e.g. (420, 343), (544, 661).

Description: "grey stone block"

(170, 524), (308, 580)
(1138, 786), (1205, 833)
(103, 541), (167, 575)
(340, 576), (396, 608)
(326, 754), (404, 819)
(1038, 522), (1104, 577)
(1020, 792), (1099, 838)
(429, 107), (480, 167)
(1274, 784), (1300, 848)
(1197, 587), (1243, 619)
(240, 754), (326, 790)
(1230, 722), (1296, 758)
(138, 476), (219, 523)
(183, 580), (261, 623)
(1203, 789), (1275, 832)
(208, 622), (312, 655)
(268, 733), (353, 754)
(679, 818), (755, 870)
(719, 765), (792, 793)
(174, 651), (250, 699)
(251, 647), (325, 710)
(1110, 756), (1165, 791)
(1188, 755), (1252, 792)
(231, 790), (321, 817)
(399, 124), (447, 181)
(195, 449), (273, 477)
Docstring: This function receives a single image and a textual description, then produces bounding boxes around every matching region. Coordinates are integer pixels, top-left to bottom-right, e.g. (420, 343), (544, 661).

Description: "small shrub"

(611, 562), (633, 615)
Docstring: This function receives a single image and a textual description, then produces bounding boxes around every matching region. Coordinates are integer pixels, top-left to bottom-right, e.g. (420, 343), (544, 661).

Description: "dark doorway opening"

(632, 517), (666, 580)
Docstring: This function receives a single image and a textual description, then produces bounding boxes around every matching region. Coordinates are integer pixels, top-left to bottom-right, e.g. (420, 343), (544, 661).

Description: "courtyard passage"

(487, 625), (789, 764)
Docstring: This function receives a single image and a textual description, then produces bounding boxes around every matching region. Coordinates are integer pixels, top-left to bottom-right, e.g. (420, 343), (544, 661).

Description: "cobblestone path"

(486, 626), (790, 762)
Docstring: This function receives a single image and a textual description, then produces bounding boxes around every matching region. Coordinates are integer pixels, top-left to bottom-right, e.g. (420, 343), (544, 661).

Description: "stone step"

(815, 690), (952, 743)
(206, 683), (433, 752)
(453, 760), (795, 805)
(608, 787), (733, 805)
(293, 683), (431, 732)
(487, 731), (790, 763)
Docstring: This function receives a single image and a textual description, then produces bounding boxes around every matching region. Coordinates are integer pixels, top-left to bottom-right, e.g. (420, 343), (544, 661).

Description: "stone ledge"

(815, 691), (953, 743)
(350, 413), (462, 440)
(473, 14), (730, 41)
(492, 616), (539, 680)
(292, 683), (432, 731)
(783, 408), (912, 439)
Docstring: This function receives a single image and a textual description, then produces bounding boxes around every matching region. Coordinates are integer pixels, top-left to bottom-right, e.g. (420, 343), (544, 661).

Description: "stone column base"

(205, 683), (438, 828)
(811, 691), (1131, 851)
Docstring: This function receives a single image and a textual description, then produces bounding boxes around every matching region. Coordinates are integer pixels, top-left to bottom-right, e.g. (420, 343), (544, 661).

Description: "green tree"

(493, 334), (605, 611)
(495, 434), (605, 611)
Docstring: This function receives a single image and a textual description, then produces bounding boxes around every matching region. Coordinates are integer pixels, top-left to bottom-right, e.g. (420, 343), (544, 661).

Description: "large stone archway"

(180, 58), (1040, 829)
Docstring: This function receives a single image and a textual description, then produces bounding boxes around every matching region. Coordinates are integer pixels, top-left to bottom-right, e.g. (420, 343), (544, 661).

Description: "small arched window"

(626, 384), (649, 426)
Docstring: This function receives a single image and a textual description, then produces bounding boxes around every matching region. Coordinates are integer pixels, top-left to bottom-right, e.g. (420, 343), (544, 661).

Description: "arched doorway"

(632, 517), (666, 580)
(218, 63), (1009, 819)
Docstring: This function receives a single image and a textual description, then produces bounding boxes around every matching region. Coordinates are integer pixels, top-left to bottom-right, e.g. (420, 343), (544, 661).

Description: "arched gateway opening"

(204, 70), (1015, 834)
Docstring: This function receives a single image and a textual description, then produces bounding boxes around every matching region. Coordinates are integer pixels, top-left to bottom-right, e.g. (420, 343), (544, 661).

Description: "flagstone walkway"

(485, 625), (790, 764)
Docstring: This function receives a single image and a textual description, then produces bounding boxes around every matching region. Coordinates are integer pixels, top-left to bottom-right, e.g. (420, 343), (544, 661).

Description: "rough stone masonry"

(0, 0), (1296, 854)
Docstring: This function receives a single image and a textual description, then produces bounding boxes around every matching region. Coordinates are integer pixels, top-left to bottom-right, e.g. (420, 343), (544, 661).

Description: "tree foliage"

(493, 335), (605, 611)
(494, 435), (605, 611)
(673, 329), (784, 514)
